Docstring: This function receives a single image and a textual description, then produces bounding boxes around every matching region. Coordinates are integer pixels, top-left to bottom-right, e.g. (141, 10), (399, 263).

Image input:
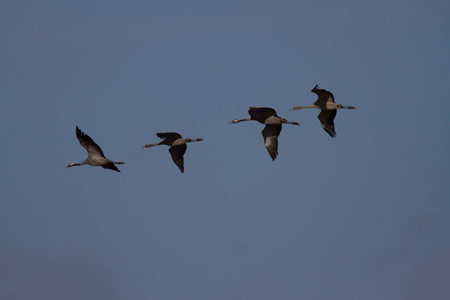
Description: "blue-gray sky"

(2, 1), (450, 299)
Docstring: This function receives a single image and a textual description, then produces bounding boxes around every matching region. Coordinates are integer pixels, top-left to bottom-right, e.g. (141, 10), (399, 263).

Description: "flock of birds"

(66, 85), (356, 173)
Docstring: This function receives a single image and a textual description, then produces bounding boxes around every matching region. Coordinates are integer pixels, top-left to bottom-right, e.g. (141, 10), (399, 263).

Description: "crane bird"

(290, 84), (355, 137)
(66, 126), (125, 172)
(229, 106), (300, 161)
(142, 132), (203, 173)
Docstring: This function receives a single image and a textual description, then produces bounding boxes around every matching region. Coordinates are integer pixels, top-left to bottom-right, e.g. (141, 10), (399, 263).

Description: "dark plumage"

(318, 109), (337, 138)
(312, 85), (338, 137)
(142, 132), (203, 173)
(66, 126), (124, 172)
(262, 124), (281, 160)
(290, 85), (355, 137)
(229, 106), (300, 161)
(169, 144), (187, 173)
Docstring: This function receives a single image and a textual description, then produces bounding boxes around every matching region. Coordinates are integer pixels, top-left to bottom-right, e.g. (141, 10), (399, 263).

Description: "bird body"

(67, 126), (124, 172)
(229, 106), (300, 161)
(142, 132), (203, 173)
(290, 85), (355, 137)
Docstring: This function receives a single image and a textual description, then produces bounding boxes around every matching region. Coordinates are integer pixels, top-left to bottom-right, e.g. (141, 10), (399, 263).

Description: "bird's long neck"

(290, 104), (319, 110)
(67, 162), (82, 168)
(231, 117), (252, 124)
(142, 143), (160, 148)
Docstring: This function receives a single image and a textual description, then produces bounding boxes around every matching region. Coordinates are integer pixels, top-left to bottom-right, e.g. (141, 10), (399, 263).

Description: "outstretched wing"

(312, 84), (335, 107)
(157, 132), (182, 144)
(262, 124), (282, 161)
(248, 106), (278, 124)
(169, 144), (187, 173)
(318, 110), (337, 138)
(76, 126), (105, 158)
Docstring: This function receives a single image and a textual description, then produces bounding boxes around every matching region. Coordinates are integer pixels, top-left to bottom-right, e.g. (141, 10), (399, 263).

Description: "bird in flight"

(67, 126), (124, 172)
(290, 84), (355, 137)
(229, 106), (300, 161)
(142, 132), (203, 173)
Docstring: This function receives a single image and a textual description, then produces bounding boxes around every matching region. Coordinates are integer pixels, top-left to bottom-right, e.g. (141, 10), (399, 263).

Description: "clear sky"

(2, 0), (450, 299)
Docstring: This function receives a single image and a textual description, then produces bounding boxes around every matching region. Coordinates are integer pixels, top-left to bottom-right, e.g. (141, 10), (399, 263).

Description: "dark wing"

(101, 162), (121, 172)
(318, 110), (337, 138)
(248, 106), (278, 124)
(76, 126), (105, 158)
(156, 132), (182, 144)
(169, 144), (187, 173)
(312, 84), (335, 107)
(262, 124), (282, 161)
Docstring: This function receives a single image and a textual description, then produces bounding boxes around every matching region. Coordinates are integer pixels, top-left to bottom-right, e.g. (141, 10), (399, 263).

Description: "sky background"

(2, 0), (450, 299)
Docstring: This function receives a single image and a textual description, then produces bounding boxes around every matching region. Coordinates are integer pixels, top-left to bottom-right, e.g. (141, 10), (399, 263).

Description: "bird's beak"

(289, 107), (298, 111)
(228, 121), (234, 124)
